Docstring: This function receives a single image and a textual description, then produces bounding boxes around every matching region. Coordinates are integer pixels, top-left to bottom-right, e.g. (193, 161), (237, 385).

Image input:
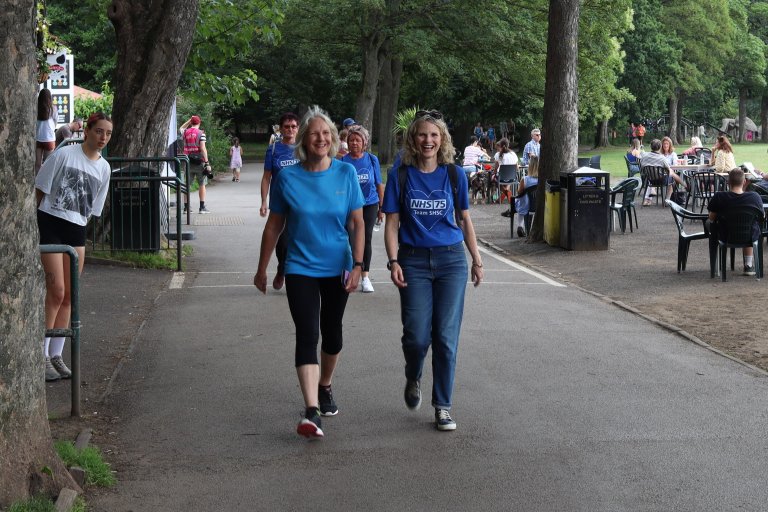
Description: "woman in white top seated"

(493, 138), (518, 203)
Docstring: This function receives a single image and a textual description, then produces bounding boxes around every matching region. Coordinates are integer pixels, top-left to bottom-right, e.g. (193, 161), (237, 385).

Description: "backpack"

(184, 127), (203, 164)
(397, 164), (463, 227)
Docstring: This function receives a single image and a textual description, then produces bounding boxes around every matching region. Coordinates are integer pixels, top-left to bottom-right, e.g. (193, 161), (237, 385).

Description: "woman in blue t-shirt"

(254, 106), (365, 439)
(342, 125), (384, 293)
(382, 109), (484, 432)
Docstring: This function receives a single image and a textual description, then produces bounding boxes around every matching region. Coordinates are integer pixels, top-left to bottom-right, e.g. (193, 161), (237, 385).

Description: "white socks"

(745, 255), (754, 267)
(49, 336), (66, 358)
(43, 337), (51, 358)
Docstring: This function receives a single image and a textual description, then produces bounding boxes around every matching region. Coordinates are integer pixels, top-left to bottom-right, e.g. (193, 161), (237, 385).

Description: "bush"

(74, 82), (114, 120)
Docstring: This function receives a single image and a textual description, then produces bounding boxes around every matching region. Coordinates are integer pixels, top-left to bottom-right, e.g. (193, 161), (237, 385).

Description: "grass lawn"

(579, 142), (768, 181)
(241, 141), (269, 162)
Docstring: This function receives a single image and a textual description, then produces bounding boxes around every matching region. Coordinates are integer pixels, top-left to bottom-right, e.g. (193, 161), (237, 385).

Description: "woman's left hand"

(471, 263), (484, 287)
(345, 267), (362, 293)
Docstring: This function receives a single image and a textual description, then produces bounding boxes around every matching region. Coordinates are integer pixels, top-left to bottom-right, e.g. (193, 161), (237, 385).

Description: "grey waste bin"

(111, 164), (160, 252)
(559, 167), (610, 251)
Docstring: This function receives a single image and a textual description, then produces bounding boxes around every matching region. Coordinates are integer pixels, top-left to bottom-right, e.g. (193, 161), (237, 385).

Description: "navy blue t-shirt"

(264, 142), (299, 178)
(342, 152), (382, 206)
(708, 191), (764, 242)
(382, 164), (469, 248)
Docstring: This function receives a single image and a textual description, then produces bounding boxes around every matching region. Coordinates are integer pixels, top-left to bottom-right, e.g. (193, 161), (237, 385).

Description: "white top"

(35, 107), (58, 143)
(35, 144), (111, 226)
(462, 145), (486, 166)
(494, 151), (519, 166)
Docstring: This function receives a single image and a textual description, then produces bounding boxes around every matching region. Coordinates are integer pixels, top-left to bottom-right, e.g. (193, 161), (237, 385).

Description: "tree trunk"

(354, 30), (386, 133)
(108, 0), (199, 158)
(676, 94), (685, 143)
(738, 87), (747, 143)
(0, 0), (80, 505)
(530, 0), (579, 242)
(668, 91), (679, 146)
(596, 119), (609, 147)
(761, 94), (768, 143)
(376, 51), (402, 166)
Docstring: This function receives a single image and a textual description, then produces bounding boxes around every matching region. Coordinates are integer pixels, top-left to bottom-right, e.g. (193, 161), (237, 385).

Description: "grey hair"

(346, 124), (370, 149)
(294, 106), (340, 162)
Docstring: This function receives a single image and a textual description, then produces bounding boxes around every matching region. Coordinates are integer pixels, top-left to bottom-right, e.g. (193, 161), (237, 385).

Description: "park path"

(90, 163), (768, 511)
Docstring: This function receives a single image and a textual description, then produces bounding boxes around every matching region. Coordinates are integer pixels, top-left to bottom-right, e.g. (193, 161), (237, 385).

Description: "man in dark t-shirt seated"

(708, 167), (764, 276)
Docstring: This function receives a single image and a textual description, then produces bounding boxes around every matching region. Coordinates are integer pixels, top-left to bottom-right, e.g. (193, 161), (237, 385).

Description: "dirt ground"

(472, 197), (768, 372)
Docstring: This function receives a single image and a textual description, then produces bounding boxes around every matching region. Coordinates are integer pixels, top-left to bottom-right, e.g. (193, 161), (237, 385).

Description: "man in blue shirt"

(260, 112), (300, 290)
(521, 128), (541, 166)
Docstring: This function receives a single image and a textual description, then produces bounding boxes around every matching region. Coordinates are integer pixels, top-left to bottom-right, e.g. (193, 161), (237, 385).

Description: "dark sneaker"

(404, 379), (421, 410)
(50, 355), (72, 379)
(45, 358), (60, 382)
(296, 408), (324, 439)
(435, 409), (457, 431)
(501, 209), (511, 217)
(318, 385), (338, 416)
(743, 265), (756, 276)
(199, 206), (211, 214)
(517, 226), (526, 238)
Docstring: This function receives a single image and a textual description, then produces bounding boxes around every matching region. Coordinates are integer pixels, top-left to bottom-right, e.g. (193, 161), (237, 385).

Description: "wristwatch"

(353, 261), (364, 268)
(387, 259), (398, 270)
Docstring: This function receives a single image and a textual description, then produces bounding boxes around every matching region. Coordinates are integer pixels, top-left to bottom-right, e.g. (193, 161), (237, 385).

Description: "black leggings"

(275, 232), (288, 275)
(361, 204), (378, 272)
(285, 274), (350, 366)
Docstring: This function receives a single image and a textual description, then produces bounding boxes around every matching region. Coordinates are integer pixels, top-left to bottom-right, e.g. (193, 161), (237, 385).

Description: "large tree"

(529, 0), (579, 242)
(0, 0), (80, 506)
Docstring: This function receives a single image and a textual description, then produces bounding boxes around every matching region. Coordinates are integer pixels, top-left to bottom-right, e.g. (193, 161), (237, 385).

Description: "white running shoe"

(361, 276), (374, 293)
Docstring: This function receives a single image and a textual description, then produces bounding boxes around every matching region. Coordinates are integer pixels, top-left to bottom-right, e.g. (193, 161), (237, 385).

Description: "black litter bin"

(111, 164), (160, 252)
(559, 167), (610, 251)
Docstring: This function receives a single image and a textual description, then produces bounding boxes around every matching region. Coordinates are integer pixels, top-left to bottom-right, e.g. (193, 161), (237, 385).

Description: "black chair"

(624, 155), (641, 177)
(639, 166), (670, 206)
(509, 186), (537, 238)
(666, 200), (710, 273)
(588, 155), (601, 169)
(577, 157), (590, 168)
(685, 170), (724, 213)
(497, 164), (518, 203)
(610, 177), (640, 233)
(694, 147), (713, 164)
(708, 205), (764, 281)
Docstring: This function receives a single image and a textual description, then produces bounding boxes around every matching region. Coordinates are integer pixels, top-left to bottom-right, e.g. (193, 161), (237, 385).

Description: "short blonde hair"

(401, 115), (456, 167)
(294, 105), (340, 162)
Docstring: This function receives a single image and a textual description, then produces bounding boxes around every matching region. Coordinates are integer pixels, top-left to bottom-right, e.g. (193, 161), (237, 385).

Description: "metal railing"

(87, 157), (190, 271)
(40, 245), (81, 417)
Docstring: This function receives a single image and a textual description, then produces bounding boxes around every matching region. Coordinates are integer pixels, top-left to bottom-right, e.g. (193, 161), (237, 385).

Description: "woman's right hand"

(254, 271), (268, 294)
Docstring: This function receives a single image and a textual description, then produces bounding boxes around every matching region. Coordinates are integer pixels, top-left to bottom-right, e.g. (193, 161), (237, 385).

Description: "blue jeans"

(397, 242), (468, 409)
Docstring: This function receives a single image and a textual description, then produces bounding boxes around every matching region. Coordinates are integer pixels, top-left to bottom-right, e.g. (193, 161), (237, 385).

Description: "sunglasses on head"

(415, 109), (443, 120)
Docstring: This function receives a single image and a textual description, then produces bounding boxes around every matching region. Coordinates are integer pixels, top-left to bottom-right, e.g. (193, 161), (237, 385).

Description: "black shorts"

(37, 210), (87, 247)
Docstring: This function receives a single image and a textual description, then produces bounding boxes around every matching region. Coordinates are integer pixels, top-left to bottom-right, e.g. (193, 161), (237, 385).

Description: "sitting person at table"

(625, 138), (641, 175)
(461, 136), (488, 177)
(708, 167), (764, 276)
(681, 136), (703, 158)
(660, 136), (678, 166)
(493, 137), (518, 203)
(513, 156), (539, 237)
(712, 135), (736, 173)
(640, 138), (685, 206)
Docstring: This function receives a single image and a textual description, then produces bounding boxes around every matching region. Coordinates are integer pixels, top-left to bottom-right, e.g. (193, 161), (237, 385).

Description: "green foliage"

(8, 495), (56, 512)
(74, 82), (114, 120)
(54, 441), (116, 488)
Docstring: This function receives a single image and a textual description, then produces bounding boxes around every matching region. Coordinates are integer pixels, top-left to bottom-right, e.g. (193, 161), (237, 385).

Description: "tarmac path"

(89, 163), (768, 511)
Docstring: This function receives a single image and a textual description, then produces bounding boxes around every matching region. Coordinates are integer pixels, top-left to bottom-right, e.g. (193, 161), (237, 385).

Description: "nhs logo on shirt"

(357, 173), (370, 184)
(279, 158), (300, 167)
(407, 190), (449, 231)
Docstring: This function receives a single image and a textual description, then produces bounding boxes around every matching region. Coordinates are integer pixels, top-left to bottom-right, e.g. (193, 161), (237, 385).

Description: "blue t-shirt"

(342, 152), (382, 206)
(270, 159), (365, 277)
(382, 164), (469, 248)
(264, 142), (299, 178)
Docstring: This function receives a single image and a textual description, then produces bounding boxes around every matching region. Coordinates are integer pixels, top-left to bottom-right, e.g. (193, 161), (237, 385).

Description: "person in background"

(337, 129), (349, 158)
(493, 137), (518, 204)
(268, 124), (281, 146)
(639, 138), (685, 206)
(36, 112), (113, 381)
(681, 136), (703, 158)
(712, 135), (736, 174)
(229, 137), (243, 182)
(260, 112), (300, 291)
(514, 155), (539, 237)
(636, 122), (646, 146)
(342, 125), (384, 293)
(626, 138), (642, 176)
(254, 106), (364, 439)
(35, 89), (58, 174)
(487, 125), (496, 150)
(627, 122), (635, 145)
(382, 109), (483, 432)
(180, 115), (212, 214)
(461, 136), (488, 178)
(473, 122), (483, 141)
(54, 117), (83, 148)
(660, 136), (678, 166)
(521, 128), (541, 166)
(343, 118), (357, 130)
(708, 167), (763, 276)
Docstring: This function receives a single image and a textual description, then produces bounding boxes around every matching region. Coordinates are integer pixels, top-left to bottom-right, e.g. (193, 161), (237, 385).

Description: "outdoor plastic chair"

(588, 155), (601, 169)
(577, 157), (590, 168)
(639, 166), (670, 206)
(694, 147), (713, 164)
(509, 186), (537, 238)
(610, 177), (640, 233)
(497, 164), (518, 202)
(685, 170), (724, 213)
(708, 205), (764, 281)
(666, 199), (710, 273)
(624, 154), (641, 178)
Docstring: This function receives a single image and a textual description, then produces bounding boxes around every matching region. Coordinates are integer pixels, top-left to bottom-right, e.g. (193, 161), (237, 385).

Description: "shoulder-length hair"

(294, 106), (340, 162)
(37, 89), (53, 121)
(715, 135), (732, 153)
(661, 136), (675, 155)
(497, 137), (510, 155)
(527, 155), (540, 177)
(401, 115), (456, 167)
(630, 138), (641, 151)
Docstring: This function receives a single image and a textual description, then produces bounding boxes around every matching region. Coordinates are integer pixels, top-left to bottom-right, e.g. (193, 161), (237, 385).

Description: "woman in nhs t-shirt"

(382, 109), (484, 432)
(254, 106), (365, 439)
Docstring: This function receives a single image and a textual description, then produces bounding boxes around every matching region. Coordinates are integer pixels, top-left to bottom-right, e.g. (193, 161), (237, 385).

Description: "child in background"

(230, 137), (243, 182)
